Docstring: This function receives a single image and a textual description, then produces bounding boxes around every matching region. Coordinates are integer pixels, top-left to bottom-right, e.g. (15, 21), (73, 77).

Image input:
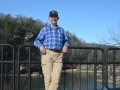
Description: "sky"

(0, 0), (120, 44)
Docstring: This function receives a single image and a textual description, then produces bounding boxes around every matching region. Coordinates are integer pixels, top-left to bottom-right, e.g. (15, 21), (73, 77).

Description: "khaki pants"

(41, 50), (63, 90)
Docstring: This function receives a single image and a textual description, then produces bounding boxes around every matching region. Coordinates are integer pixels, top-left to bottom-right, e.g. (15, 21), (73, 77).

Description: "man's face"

(49, 14), (59, 24)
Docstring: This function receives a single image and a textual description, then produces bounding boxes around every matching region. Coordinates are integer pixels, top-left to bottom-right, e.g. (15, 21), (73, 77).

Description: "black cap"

(49, 10), (58, 17)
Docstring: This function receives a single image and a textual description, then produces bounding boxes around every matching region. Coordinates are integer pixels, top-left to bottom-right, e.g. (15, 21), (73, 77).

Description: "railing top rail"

(17, 44), (104, 51)
(107, 47), (120, 50)
(0, 44), (14, 48)
(69, 46), (103, 50)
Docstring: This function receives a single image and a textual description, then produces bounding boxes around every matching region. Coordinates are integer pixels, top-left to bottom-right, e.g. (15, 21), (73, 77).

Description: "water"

(59, 71), (102, 90)
(19, 71), (104, 90)
(2, 71), (120, 90)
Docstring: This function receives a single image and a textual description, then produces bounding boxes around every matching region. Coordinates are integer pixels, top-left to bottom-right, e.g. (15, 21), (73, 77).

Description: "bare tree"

(99, 26), (120, 46)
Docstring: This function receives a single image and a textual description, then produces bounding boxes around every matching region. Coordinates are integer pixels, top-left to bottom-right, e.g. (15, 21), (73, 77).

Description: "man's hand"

(62, 46), (68, 53)
(39, 45), (46, 55)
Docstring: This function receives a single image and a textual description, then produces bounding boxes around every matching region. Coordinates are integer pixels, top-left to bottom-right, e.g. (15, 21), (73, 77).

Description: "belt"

(48, 49), (62, 53)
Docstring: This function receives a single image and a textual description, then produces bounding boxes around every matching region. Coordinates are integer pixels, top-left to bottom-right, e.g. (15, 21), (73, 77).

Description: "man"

(34, 10), (70, 90)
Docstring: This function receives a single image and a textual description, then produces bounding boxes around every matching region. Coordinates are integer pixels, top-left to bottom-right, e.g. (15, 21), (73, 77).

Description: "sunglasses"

(50, 15), (58, 18)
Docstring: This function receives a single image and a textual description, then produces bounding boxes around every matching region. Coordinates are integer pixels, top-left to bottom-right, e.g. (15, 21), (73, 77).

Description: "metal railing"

(0, 44), (120, 90)
(105, 47), (120, 90)
(0, 44), (15, 90)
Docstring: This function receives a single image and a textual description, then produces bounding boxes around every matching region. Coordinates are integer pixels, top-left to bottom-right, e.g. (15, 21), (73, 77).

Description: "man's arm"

(33, 28), (45, 48)
(33, 28), (46, 54)
(62, 31), (70, 53)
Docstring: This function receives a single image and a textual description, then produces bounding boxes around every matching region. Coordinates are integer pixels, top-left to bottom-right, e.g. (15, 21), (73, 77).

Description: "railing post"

(102, 48), (108, 89)
(0, 45), (3, 90)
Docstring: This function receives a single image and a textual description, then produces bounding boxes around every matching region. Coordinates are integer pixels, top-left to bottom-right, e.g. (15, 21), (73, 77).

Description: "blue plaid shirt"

(34, 25), (70, 50)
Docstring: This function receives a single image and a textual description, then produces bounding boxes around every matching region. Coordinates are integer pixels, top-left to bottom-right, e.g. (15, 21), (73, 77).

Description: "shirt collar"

(47, 24), (60, 30)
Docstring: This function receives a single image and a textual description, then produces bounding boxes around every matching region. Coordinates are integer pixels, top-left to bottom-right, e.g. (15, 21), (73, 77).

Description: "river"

(3, 70), (120, 90)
